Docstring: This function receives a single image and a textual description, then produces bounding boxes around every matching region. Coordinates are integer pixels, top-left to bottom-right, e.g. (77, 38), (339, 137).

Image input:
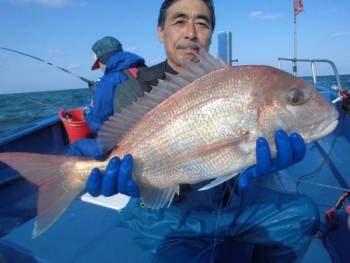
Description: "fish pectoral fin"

(169, 131), (249, 167)
(140, 184), (180, 209)
(198, 173), (238, 191)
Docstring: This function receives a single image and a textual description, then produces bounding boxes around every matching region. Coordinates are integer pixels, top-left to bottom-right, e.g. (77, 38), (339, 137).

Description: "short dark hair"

(157, 0), (216, 30)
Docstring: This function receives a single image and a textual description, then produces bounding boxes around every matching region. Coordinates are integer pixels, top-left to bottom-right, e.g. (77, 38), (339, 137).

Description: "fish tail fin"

(0, 152), (90, 238)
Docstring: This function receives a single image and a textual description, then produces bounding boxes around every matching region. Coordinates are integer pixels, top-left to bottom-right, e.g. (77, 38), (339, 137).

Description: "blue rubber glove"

(65, 139), (107, 160)
(238, 129), (306, 189)
(66, 139), (139, 197)
(87, 154), (140, 198)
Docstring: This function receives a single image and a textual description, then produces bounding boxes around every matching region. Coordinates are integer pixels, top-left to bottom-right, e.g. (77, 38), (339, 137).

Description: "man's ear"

(157, 26), (165, 43)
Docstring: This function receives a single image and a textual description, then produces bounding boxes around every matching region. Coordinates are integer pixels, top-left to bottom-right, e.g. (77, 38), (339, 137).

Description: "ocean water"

(0, 88), (91, 135)
(302, 74), (350, 89)
(0, 75), (349, 136)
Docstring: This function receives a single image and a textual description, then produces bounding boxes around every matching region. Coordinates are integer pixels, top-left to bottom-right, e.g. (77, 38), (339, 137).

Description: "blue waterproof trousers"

(115, 181), (319, 263)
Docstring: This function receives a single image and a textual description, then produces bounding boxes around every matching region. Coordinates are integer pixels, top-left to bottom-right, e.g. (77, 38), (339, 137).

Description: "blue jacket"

(85, 51), (145, 133)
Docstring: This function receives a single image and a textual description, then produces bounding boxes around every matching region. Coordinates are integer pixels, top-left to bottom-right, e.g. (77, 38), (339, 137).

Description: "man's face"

(157, 0), (213, 73)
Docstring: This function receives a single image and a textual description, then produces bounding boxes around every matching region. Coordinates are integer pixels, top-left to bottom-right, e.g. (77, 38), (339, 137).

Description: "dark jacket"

(137, 60), (177, 93)
(85, 51), (145, 133)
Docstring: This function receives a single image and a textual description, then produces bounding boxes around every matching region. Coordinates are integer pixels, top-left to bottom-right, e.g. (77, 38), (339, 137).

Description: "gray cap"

(91, 36), (123, 70)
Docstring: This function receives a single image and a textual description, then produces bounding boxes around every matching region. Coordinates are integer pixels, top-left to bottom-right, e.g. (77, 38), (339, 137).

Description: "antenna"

(217, 31), (238, 66)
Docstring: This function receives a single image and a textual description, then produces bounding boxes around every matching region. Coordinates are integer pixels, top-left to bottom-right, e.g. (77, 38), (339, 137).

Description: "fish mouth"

(304, 119), (339, 143)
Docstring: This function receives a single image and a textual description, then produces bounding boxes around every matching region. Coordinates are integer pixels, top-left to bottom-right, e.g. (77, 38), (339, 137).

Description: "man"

(82, 1), (319, 262)
(84, 36), (145, 134)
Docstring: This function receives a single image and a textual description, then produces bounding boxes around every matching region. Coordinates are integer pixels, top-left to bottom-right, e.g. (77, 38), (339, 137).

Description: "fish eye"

(287, 88), (306, 106)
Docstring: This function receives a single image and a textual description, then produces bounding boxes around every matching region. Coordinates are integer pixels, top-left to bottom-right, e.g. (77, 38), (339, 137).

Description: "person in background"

(84, 36), (145, 134)
(74, 1), (319, 262)
(66, 36), (145, 159)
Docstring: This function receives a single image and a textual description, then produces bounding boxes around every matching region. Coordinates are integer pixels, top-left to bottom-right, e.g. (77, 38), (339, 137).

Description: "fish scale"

(124, 99), (241, 176)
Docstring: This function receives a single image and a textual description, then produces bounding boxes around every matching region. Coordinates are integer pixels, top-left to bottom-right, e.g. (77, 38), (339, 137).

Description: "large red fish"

(0, 51), (339, 237)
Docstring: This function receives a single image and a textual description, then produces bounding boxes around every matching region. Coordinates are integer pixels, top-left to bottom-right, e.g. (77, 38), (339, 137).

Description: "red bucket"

(59, 108), (94, 144)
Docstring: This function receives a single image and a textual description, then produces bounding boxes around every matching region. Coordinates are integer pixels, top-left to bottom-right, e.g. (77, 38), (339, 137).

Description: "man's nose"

(184, 22), (197, 40)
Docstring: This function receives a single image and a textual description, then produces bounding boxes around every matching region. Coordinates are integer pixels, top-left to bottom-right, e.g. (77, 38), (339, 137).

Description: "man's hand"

(87, 154), (140, 198)
(238, 129), (306, 189)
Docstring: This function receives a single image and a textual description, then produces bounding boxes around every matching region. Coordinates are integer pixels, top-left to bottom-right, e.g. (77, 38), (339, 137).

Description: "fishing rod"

(0, 47), (95, 91)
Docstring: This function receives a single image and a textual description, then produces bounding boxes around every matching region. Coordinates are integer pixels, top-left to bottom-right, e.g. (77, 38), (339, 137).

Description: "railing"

(278, 58), (343, 91)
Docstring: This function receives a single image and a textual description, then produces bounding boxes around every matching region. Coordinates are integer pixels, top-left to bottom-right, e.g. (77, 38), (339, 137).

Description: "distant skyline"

(0, 0), (349, 93)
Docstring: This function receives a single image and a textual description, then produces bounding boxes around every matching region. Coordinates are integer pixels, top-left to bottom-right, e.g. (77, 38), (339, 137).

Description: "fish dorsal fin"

(97, 50), (226, 153)
(114, 78), (144, 113)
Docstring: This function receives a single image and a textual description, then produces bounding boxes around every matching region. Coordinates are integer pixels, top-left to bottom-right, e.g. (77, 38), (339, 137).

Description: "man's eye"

(196, 22), (209, 28)
(174, 20), (185, 25)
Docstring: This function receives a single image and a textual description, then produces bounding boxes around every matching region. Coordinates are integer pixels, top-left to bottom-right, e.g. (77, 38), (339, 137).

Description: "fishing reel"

(331, 85), (350, 112)
(325, 192), (350, 230)
(88, 81), (96, 92)
(88, 78), (101, 93)
(340, 90), (350, 112)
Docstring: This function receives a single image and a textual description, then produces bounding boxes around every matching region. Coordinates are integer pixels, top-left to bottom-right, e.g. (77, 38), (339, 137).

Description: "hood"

(105, 51), (145, 74)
